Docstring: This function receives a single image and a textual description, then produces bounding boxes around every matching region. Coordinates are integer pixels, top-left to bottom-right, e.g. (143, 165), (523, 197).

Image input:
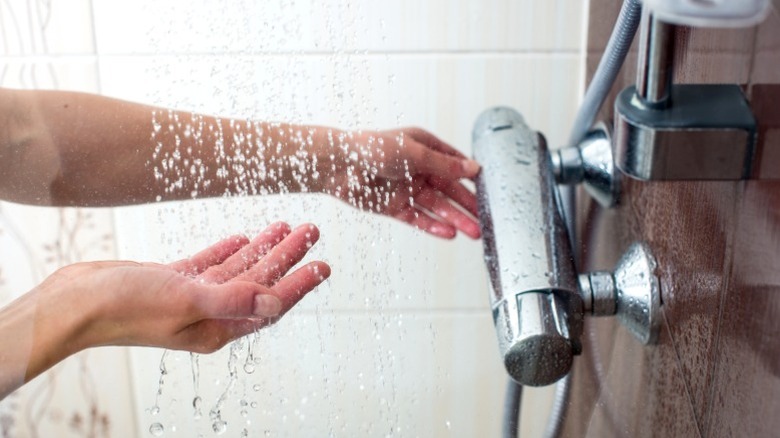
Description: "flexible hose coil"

(567, 0), (643, 147)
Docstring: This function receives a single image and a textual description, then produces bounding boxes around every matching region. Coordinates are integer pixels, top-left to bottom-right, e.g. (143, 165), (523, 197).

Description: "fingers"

(221, 261), (329, 321)
(176, 318), (264, 354)
(168, 234), (249, 276)
(389, 179), (480, 239)
(266, 261), (331, 317)
(398, 128), (480, 179)
(394, 206), (457, 239)
(199, 222), (291, 284)
(184, 222), (323, 317)
(190, 281), (277, 320)
(427, 176), (479, 218)
(188, 222), (323, 314)
(233, 223), (320, 285)
(408, 140), (480, 180)
(178, 261), (331, 354)
(404, 128), (467, 158)
(414, 186), (481, 239)
(187, 259), (330, 322)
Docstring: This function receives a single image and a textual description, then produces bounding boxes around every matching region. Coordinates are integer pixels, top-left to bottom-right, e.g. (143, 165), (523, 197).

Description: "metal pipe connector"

(636, 11), (676, 108)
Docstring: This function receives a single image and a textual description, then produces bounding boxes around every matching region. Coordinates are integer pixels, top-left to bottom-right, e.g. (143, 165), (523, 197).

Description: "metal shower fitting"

(473, 107), (661, 387)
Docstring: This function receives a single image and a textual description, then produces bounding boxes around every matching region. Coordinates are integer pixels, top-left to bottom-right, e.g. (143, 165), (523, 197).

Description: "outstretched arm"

(0, 87), (480, 239)
(0, 222), (329, 400)
(0, 87), (326, 205)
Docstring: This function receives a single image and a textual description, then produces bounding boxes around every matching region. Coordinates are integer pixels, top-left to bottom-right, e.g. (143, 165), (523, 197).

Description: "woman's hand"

(83, 221), (327, 352)
(319, 127), (481, 239)
(0, 222), (328, 399)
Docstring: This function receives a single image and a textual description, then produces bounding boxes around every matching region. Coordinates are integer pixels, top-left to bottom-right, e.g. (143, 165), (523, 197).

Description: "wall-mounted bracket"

(615, 84), (758, 180)
(613, 11), (758, 182)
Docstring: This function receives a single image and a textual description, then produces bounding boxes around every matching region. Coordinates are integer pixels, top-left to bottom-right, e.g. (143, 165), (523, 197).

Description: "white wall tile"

(0, 0), (95, 55)
(92, 0), (583, 55)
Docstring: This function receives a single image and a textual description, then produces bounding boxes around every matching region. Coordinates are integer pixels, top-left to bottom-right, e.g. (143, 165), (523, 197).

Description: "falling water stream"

(136, 1), (448, 436)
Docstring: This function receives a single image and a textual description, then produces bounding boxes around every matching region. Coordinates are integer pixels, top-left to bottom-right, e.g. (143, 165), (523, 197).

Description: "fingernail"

(431, 224), (456, 239)
(310, 262), (332, 282)
(462, 159), (481, 177)
(254, 294), (282, 317)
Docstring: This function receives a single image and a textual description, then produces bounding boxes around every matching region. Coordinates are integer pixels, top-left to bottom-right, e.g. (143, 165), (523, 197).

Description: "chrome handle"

(473, 107), (583, 386)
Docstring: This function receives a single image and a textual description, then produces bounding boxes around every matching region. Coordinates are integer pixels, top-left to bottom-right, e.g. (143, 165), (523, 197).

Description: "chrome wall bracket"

(615, 84), (757, 180)
(614, 11), (758, 181)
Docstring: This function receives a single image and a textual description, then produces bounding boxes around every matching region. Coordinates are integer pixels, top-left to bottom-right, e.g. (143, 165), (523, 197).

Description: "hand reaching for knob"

(320, 127), (482, 239)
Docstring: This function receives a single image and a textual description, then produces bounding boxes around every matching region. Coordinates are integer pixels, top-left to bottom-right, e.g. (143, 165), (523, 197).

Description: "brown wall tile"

(566, 4), (780, 436)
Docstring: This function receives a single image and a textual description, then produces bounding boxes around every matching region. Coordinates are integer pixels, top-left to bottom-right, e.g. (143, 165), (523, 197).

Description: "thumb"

(192, 281), (282, 319)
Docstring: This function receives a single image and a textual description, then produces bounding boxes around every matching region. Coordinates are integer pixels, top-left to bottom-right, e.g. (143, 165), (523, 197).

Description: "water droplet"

(212, 420), (227, 435)
(149, 423), (164, 436)
(193, 396), (202, 419)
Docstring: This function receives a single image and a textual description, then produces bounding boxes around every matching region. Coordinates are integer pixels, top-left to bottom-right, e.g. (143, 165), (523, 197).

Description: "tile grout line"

(662, 307), (705, 438)
(1, 50), (581, 60)
(703, 181), (743, 438)
(291, 307), (491, 316)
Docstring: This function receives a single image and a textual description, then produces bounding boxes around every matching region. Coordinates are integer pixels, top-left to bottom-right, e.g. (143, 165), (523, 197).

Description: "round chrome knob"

(501, 292), (574, 386)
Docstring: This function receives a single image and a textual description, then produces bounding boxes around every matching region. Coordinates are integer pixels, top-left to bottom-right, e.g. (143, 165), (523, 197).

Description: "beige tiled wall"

(1, 0), (586, 436)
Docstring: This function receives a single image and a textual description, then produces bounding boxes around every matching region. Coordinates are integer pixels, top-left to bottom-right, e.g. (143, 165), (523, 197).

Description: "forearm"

(147, 110), (343, 203)
(0, 281), (86, 399)
(0, 88), (344, 206)
(0, 298), (34, 399)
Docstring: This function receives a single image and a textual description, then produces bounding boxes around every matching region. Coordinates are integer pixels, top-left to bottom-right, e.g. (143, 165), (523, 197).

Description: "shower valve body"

(473, 107), (661, 387)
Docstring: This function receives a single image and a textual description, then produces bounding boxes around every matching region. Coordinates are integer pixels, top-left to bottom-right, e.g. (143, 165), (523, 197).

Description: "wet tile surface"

(707, 182), (780, 438)
(566, 4), (780, 433)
